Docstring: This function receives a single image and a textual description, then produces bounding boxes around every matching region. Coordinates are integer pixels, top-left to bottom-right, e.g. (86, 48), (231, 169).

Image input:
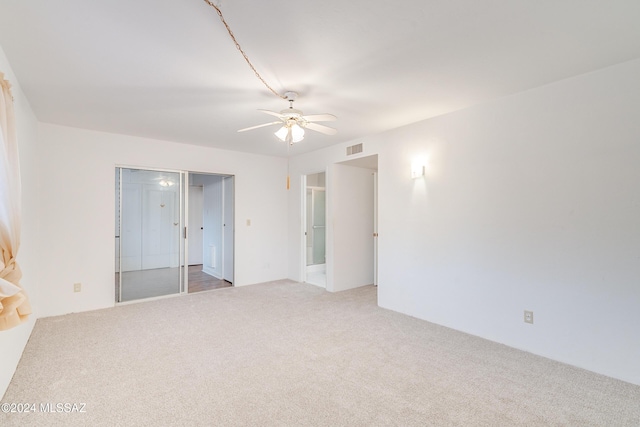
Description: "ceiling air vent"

(346, 143), (363, 156)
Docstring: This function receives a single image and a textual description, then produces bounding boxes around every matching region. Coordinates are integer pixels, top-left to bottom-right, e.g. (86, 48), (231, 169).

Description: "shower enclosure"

(305, 172), (326, 287)
(306, 188), (326, 266)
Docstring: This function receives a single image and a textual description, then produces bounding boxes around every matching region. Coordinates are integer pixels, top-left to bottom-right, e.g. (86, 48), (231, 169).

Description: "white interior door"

(188, 185), (204, 265)
(142, 185), (179, 269)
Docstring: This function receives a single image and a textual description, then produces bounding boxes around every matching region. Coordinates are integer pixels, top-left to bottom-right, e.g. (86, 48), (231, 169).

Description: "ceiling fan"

(238, 92), (337, 144)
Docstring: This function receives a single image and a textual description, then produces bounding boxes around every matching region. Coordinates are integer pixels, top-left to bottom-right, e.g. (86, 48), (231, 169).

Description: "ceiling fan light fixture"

(274, 126), (289, 142)
(291, 124), (305, 143)
(275, 123), (305, 144)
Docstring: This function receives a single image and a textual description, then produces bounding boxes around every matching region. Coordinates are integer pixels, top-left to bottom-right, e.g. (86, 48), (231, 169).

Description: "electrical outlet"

(74, 282), (82, 293)
(524, 310), (533, 324)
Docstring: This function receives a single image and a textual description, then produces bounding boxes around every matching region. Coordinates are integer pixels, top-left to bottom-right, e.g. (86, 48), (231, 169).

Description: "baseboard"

(202, 266), (222, 280)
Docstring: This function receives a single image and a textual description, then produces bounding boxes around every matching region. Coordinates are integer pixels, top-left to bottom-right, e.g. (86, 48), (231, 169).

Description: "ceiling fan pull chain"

(203, 0), (286, 100)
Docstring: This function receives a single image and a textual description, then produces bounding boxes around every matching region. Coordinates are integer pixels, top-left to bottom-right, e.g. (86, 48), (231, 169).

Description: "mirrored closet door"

(116, 167), (184, 302)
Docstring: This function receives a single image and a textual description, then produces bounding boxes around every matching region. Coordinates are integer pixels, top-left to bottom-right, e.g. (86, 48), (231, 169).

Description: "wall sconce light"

(411, 162), (425, 179)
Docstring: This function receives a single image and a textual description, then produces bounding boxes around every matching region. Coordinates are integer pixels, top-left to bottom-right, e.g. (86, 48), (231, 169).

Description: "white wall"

(0, 46), (39, 398)
(329, 164), (375, 292)
(36, 123), (288, 317)
(288, 58), (640, 385)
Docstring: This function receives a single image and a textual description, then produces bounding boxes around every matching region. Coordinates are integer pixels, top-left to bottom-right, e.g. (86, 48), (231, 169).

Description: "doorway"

(186, 173), (234, 293)
(222, 176), (234, 283)
(304, 172), (326, 287)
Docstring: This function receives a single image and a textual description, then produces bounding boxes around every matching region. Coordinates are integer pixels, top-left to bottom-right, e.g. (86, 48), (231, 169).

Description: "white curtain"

(0, 71), (32, 331)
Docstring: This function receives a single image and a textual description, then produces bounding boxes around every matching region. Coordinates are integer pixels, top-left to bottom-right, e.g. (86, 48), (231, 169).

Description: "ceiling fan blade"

(302, 113), (337, 122)
(258, 109), (286, 119)
(237, 121), (281, 132)
(305, 122), (337, 135)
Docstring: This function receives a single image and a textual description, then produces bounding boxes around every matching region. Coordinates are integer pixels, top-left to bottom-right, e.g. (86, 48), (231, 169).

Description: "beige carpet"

(1, 280), (639, 426)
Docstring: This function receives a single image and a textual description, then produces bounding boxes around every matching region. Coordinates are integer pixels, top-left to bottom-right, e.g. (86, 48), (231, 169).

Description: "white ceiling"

(1, 1), (639, 158)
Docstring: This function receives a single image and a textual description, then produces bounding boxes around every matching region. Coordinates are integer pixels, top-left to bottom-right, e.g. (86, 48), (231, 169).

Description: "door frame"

(373, 171), (378, 286)
(187, 185), (204, 266)
(222, 176), (235, 284)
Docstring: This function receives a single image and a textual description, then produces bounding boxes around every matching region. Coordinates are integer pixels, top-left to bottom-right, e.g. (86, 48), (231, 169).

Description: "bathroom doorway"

(304, 172), (326, 287)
